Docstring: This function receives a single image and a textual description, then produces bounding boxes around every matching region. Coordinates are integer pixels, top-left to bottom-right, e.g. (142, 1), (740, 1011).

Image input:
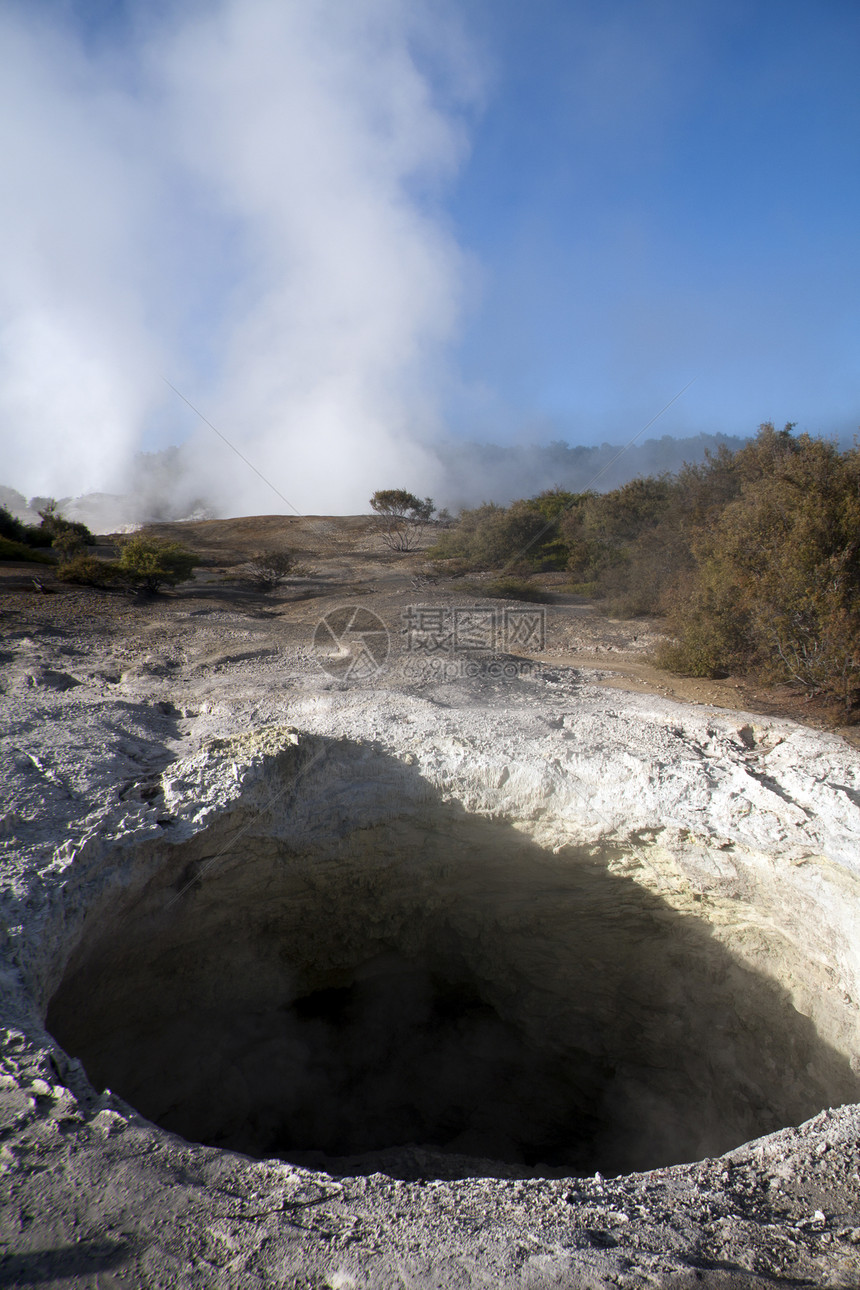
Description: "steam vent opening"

(46, 736), (860, 1181)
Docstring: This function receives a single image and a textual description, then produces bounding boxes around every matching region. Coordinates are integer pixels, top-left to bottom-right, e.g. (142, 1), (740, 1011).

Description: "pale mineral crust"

(1, 545), (860, 1289)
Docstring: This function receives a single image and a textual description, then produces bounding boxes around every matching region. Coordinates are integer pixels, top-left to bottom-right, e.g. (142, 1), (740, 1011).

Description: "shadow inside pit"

(0, 1238), (132, 1287)
(45, 736), (860, 1181)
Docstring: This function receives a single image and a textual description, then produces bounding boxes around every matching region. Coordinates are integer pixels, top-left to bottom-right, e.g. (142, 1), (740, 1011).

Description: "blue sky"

(445, 0), (860, 443)
(1, 0), (858, 511)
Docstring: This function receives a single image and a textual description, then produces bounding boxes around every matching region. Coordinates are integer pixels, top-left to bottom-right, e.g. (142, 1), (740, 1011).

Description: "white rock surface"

(2, 628), (860, 1287)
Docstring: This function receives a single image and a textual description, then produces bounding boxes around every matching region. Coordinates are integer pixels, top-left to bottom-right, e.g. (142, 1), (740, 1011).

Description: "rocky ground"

(3, 513), (855, 741)
(1, 515), (860, 1288)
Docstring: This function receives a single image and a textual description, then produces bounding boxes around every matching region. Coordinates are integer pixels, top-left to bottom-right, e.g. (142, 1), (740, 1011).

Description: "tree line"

(429, 424), (860, 709)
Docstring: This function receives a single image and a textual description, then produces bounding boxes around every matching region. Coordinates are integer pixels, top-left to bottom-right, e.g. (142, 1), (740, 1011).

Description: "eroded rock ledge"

(2, 676), (860, 1287)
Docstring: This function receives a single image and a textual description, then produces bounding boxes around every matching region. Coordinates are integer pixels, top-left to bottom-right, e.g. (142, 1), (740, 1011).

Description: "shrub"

(56, 555), (121, 587)
(0, 536), (52, 563)
(480, 577), (554, 603)
(560, 476), (687, 613)
(117, 535), (198, 592)
(659, 426), (860, 705)
(429, 500), (561, 571)
(423, 421), (860, 708)
(37, 499), (94, 547)
(0, 504), (52, 547)
(0, 498), (94, 552)
(370, 489), (435, 551)
(563, 579), (599, 596)
(52, 529), (88, 563)
(245, 548), (299, 591)
(428, 502), (502, 564)
(24, 526), (54, 547)
(0, 505), (28, 544)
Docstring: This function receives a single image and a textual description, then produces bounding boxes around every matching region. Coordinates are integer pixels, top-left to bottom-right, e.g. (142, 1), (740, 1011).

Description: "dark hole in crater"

(265, 964), (607, 1170)
(45, 746), (860, 1180)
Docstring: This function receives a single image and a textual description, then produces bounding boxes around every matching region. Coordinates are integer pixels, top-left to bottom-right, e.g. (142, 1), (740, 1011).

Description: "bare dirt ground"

(2, 513), (857, 747)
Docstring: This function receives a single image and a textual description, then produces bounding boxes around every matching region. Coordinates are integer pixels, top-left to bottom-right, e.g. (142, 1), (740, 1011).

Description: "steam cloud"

(0, 0), (478, 514)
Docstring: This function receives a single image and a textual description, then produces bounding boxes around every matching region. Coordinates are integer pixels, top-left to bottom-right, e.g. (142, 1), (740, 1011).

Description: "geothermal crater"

(4, 521), (860, 1284)
(45, 729), (860, 1181)
(5, 664), (860, 1286)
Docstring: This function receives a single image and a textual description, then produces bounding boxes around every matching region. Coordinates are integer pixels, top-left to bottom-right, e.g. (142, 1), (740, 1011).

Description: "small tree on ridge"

(370, 489), (435, 551)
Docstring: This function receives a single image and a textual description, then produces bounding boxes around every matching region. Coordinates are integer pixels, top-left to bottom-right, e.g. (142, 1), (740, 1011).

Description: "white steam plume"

(0, 9), (170, 498)
(0, 0), (478, 513)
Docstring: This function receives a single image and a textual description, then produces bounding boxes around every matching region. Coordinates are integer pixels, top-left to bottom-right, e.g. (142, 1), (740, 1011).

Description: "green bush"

(0, 504), (53, 547)
(431, 480), (680, 587)
(480, 577), (554, 603)
(659, 425), (860, 705)
(56, 555), (121, 587)
(426, 423), (860, 707)
(37, 500), (94, 547)
(0, 499), (92, 550)
(429, 498), (565, 571)
(0, 536), (52, 563)
(560, 475), (687, 613)
(0, 505), (28, 544)
(52, 529), (88, 563)
(117, 535), (198, 592)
